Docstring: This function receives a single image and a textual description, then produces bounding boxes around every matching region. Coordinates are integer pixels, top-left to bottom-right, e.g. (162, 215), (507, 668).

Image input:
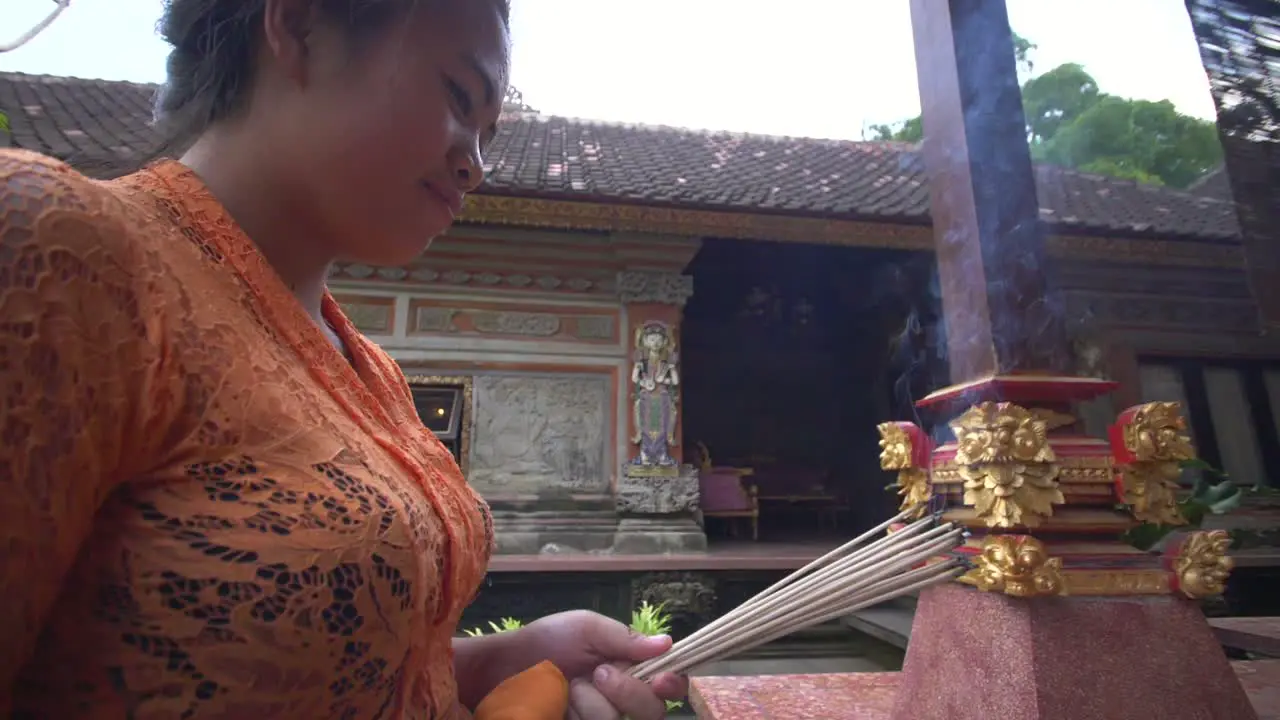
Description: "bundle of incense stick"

(629, 510), (967, 681)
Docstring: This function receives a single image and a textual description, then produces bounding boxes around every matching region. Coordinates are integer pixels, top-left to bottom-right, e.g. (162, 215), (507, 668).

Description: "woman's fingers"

(567, 664), (669, 720)
(648, 671), (688, 701)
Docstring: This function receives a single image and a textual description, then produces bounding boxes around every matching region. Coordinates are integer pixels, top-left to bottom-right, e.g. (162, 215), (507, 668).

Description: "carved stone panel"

(470, 311), (562, 336)
(574, 315), (617, 340)
(470, 375), (609, 492)
(617, 271), (694, 306)
(333, 295), (395, 334)
(631, 572), (716, 623)
(616, 465), (699, 515)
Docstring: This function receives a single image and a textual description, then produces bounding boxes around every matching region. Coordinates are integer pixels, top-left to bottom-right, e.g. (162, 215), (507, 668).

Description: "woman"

(0, 0), (686, 717)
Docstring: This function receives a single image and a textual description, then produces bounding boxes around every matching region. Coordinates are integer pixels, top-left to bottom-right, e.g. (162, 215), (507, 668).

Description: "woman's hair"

(144, 0), (509, 161)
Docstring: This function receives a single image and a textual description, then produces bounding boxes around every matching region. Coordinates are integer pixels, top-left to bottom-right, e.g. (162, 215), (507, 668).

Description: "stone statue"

(630, 321), (680, 468)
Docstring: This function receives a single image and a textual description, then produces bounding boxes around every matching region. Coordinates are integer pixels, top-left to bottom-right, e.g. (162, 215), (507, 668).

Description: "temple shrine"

(1, 0), (1277, 714)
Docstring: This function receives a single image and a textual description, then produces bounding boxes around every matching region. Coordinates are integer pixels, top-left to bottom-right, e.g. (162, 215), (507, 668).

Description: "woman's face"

(271, 0), (510, 266)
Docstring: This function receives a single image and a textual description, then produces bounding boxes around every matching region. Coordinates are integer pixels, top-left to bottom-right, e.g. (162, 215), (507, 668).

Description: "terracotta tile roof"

(0, 71), (1242, 242)
(1188, 166), (1235, 202)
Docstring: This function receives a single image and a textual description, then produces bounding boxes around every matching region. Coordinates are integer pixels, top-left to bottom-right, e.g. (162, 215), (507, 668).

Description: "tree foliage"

(1037, 95), (1222, 188)
(870, 32), (1224, 189)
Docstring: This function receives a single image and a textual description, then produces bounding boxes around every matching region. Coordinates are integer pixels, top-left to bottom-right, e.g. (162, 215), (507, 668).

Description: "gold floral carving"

(1061, 570), (1172, 596)
(950, 403), (1063, 529)
(878, 423), (930, 519)
(1031, 408), (1077, 432)
(1123, 402), (1196, 463)
(1120, 464), (1187, 526)
(1119, 402), (1195, 525)
(959, 535), (1065, 598)
(1174, 530), (1234, 599)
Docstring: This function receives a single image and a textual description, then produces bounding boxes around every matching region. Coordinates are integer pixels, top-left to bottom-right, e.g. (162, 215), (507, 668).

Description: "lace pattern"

(0, 150), (493, 719)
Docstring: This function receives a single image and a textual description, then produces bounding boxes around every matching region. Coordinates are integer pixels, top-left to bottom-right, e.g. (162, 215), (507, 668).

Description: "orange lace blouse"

(0, 150), (494, 719)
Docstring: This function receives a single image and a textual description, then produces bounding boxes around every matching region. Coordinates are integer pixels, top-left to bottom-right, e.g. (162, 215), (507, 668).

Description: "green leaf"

(630, 601), (673, 637)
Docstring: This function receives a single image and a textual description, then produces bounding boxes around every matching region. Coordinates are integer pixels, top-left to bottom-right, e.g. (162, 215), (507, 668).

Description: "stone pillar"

(884, 2), (1256, 718)
(613, 270), (707, 553)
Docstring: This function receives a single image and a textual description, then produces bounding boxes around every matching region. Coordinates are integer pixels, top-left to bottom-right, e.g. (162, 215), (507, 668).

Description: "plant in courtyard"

(463, 616), (525, 637)
(630, 601), (674, 637)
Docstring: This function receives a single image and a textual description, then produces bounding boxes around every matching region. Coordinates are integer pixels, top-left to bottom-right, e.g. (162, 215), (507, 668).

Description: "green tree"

(1021, 62), (1101, 145)
(871, 40), (1223, 189)
(869, 32), (1036, 142)
(1039, 95), (1223, 188)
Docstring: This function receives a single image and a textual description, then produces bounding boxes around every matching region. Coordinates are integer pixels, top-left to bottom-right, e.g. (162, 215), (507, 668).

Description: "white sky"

(2, 0), (1217, 140)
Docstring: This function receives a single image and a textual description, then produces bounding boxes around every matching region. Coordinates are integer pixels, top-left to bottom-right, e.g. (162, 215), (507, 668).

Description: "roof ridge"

(0, 70), (159, 90)
(1035, 162), (1230, 204)
(0, 71), (1240, 241)
(500, 110), (917, 148)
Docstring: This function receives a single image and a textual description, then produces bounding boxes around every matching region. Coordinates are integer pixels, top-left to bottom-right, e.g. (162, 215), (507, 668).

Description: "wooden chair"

(694, 442), (759, 541)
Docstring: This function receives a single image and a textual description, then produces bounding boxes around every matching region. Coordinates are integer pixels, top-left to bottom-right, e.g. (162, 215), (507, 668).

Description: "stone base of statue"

(488, 494), (619, 555)
(889, 582), (1257, 720)
(612, 463), (707, 553)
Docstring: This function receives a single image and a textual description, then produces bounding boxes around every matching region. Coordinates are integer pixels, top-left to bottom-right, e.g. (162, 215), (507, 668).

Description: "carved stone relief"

(617, 271), (694, 306)
(335, 299), (393, 334)
(470, 375), (609, 492)
(331, 262), (613, 295)
(574, 316), (616, 340)
(616, 466), (699, 515)
(631, 572), (716, 621)
(410, 305), (618, 342)
(471, 311), (562, 336)
(414, 307), (459, 333)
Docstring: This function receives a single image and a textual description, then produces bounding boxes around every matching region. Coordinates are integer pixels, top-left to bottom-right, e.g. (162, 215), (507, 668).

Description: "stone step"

(841, 598), (918, 650)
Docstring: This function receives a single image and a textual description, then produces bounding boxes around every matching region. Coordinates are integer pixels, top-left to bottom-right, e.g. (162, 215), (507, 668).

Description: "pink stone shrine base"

(889, 582), (1257, 720)
(689, 661), (1280, 720)
(689, 672), (900, 720)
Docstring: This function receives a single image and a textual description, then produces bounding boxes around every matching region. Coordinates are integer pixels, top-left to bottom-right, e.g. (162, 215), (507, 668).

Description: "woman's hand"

(522, 610), (687, 720)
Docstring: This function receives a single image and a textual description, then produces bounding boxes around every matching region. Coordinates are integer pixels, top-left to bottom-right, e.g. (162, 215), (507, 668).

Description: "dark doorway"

(680, 237), (939, 540)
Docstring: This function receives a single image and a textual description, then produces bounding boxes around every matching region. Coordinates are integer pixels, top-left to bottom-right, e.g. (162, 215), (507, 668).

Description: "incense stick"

(645, 561), (963, 678)
(628, 512), (966, 681)
(645, 508), (920, 669)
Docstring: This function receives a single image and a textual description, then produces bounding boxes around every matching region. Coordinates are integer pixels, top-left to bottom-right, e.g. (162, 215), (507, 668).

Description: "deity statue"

(630, 321), (680, 468)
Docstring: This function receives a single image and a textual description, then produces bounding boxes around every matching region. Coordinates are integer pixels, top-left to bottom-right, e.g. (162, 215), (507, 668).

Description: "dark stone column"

(910, 0), (1069, 382)
(1184, 0), (1280, 329)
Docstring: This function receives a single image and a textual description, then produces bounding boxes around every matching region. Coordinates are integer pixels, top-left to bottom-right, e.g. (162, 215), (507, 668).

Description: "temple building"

(2, 69), (1270, 534)
(1, 66), (1274, 625)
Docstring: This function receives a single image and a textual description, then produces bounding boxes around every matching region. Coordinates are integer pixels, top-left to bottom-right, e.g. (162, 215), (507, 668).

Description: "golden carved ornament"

(1118, 401), (1195, 526)
(1120, 463), (1187, 526)
(877, 423), (913, 471)
(959, 535), (1065, 598)
(895, 469), (931, 520)
(1061, 570), (1171, 596)
(950, 403), (1064, 529)
(1123, 402), (1195, 463)
(1031, 408), (1077, 432)
(1174, 530), (1233, 599)
(878, 423), (930, 520)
